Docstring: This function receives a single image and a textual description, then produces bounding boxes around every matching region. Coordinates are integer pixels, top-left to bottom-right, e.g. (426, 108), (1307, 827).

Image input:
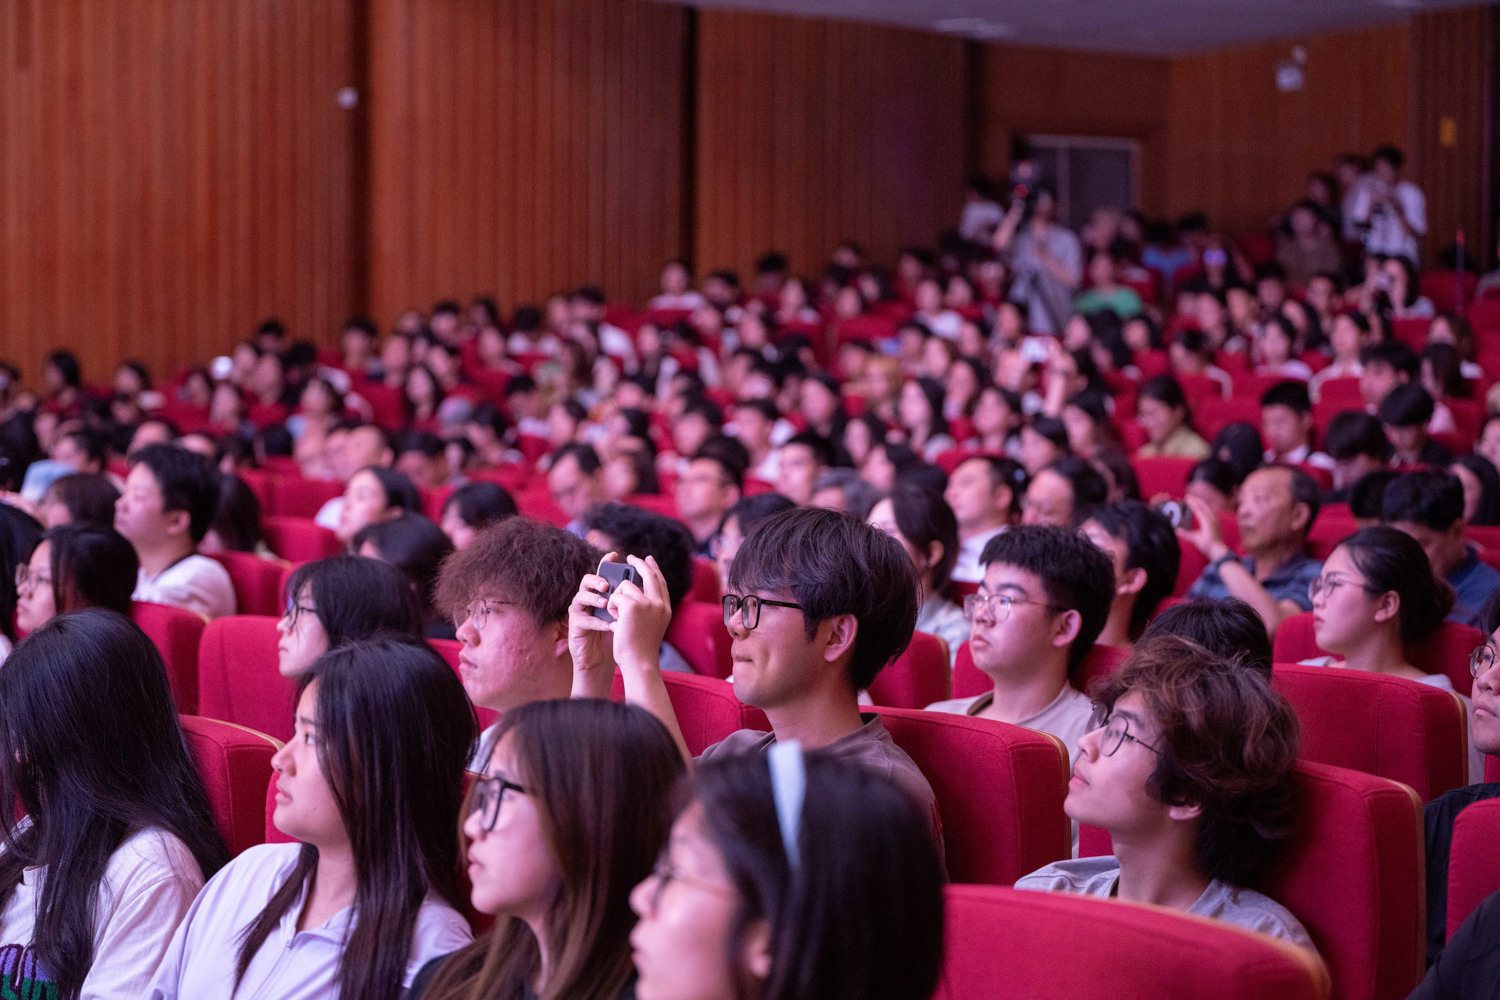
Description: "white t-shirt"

(133, 555), (237, 621)
(0, 827), (205, 1000)
(1352, 180), (1427, 262)
(952, 527), (1005, 583)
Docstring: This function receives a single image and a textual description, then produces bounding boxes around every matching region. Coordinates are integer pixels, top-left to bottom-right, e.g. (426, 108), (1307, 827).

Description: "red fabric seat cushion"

(1448, 797), (1500, 937)
(132, 601), (205, 715)
(867, 631), (951, 710)
(181, 715), (278, 857)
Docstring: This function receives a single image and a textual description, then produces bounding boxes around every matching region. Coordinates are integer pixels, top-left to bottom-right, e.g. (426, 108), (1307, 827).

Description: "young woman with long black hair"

(409, 698), (685, 1000)
(148, 637), (477, 1000)
(0, 608), (229, 999)
(276, 555), (424, 676)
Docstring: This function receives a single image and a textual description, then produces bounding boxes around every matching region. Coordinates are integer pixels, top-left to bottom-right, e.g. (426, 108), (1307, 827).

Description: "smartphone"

(1019, 337), (1051, 363)
(1156, 500), (1194, 531)
(592, 561), (644, 623)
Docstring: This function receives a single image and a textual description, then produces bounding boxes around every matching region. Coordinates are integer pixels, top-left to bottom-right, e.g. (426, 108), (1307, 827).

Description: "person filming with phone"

(992, 181), (1081, 335)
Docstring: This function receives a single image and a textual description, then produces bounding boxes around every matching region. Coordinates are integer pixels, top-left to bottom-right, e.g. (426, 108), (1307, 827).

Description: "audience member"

(675, 450), (744, 555)
(439, 481), (518, 551)
(868, 485), (968, 667)
(1324, 411), (1392, 500)
(1021, 456), (1108, 529)
(582, 501), (698, 673)
(944, 455), (1026, 582)
(1450, 454), (1500, 527)
(15, 524), (137, 634)
(709, 492), (797, 593)
(776, 432), (833, 507)
(1137, 598), (1273, 675)
(277, 555), (424, 676)
(1019, 416), (1071, 475)
(334, 464), (421, 546)
(34, 472), (119, 529)
(1348, 145), (1425, 263)
(1081, 500), (1182, 648)
(1350, 469), (1400, 527)
(1260, 381), (1334, 469)
(808, 467), (881, 519)
(1360, 340), (1419, 411)
(199, 473), (268, 556)
(114, 444), (236, 619)
(1382, 470), (1500, 627)
(353, 512), (456, 639)
(313, 423), (396, 530)
(1184, 458), (1239, 513)
(549, 443), (608, 537)
(1136, 376), (1210, 460)
(1379, 383), (1451, 466)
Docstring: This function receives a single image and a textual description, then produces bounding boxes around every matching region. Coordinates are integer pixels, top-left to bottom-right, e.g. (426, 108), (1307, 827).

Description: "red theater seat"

(866, 631), (950, 710)
(1447, 797), (1500, 937)
(1132, 456), (1196, 500)
(180, 715), (279, 857)
(132, 601), (205, 715)
(1081, 762), (1424, 1000)
(1271, 662), (1468, 802)
(1197, 397), (1262, 442)
(1272, 611), (1484, 697)
(197, 615), (296, 742)
(687, 558), (721, 604)
(210, 550), (287, 617)
(664, 602), (734, 678)
(952, 641), (1124, 700)
(935, 885), (1329, 1000)
(609, 671), (768, 757)
(873, 707), (1069, 885)
(269, 475), (344, 519)
(262, 516), (342, 562)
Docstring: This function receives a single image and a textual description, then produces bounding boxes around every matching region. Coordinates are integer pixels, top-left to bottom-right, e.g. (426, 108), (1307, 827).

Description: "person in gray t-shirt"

(1016, 633), (1316, 954)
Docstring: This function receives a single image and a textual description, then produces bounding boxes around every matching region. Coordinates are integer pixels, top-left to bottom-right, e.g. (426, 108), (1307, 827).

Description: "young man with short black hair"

(547, 442), (607, 537)
(1383, 470), (1500, 627)
(1379, 383), (1452, 467)
(114, 444), (236, 619)
(776, 431), (834, 506)
(1324, 411), (1392, 500)
(1080, 500), (1182, 649)
(1260, 381), (1333, 470)
(675, 443), (745, 555)
(1360, 340), (1419, 411)
(945, 455), (1026, 582)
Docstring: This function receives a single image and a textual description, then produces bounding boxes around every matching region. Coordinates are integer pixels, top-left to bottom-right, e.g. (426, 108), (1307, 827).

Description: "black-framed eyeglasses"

(644, 851), (737, 916)
(722, 594), (804, 630)
(282, 599), (316, 629)
(1471, 642), (1498, 678)
(469, 775), (527, 833)
(1307, 573), (1381, 604)
(455, 599), (514, 632)
(1092, 710), (1161, 757)
(961, 592), (1063, 624)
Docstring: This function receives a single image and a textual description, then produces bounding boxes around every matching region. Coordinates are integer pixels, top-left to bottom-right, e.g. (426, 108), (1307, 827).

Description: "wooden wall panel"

(693, 9), (966, 284)
(0, 0), (361, 389)
(1162, 24), (1410, 234)
(366, 0), (686, 325)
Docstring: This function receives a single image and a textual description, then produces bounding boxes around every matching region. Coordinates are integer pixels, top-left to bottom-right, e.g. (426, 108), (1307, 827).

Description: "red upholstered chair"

(1272, 611), (1484, 697)
(430, 638), (498, 730)
(516, 487), (569, 526)
(628, 493), (679, 520)
(180, 715), (279, 857)
(872, 707), (1070, 885)
(1173, 544), (1209, 597)
(1467, 524), (1500, 549)
(1447, 797), (1500, 937)
(1080, 762), (1424, 1000)
(866, 631), (951, 709)
(688, 557), (721, 604)
(935, 885), (1330, 1000)
(262, 516), (342, 562)
(609, 671), (769, 757)
(197, 615), (297, 743)
(1197, 397), (1263, 442)
(1131, 456), (1196, 500)
(664, 602), (734, 678)
(210, 550), (287, 618)
(1306, 515), (1357, 560)
(421, 484), (455, 521)
(1271, 662), (1468, 802)
(269, 475), (344, 519)
(132, 601), (206, 715)
(952, 641), (1122, 701)
(952, 640), (985, 698)
(1317, 377), (1364, 409)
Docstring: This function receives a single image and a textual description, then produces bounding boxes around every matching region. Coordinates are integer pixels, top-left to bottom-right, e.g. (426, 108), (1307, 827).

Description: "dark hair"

(45, 350), (81, 389)
(1138, 599), (1273, 675)
(442, 481), (519, 531)
(129, 444), (222, 543)
(1093, 635), (1300, 885)
(1187, 458), (1238, 498)
(688, 752), (944, 1000)
(283, 556), (424, 648)
(1259, 381), (1311, 414)
(1350, 469), (1401, 521)
(1324, 412), (1391, 462)
(960, 456), (1028, 516)
(436, 517), (601, 627)
(423, 700), (685, 1000)
(553, 442), (603, 477)
(1210, 424), (1264, 483)
(57, 428), (107, 470)
(40, 473), (119, 528)
(1335, 526), (1455, 644)
(694, 436), (751, 491)
(1091, 448), (1142, 503)
(1085, 501), (1181, 638)
(1361, 340), (1420, 379)
(1382, 470), (1464, 531)
(978, 525), (1114, 673)
(505, 374), (539, 397)
(1422, 343), (1468, 399)
(0, 609), (229, 1000)
(905, 377), (949, 437)
(206, 474), (264, 553)
(353, 513), (456, 626)
(1371, 145), (1405, 170)
(1454, 455), (1500, 527)
(32, 525), (138, 618)
(1040, 456), (1109, 527)
(734, 397), (780, 425)
(1253, 464), (1322, 530)
(721, 492), (799, 537)
(1377, 382), (1435, 428)
(237, 638), (476, 1000)
(396, 429), (445, 460)
(783, 431), (836, 472)
(1139, 374), (1190, 413)
(729, 508), (920, 691)
(883, 485), (960, 595)
(1026, 416), (1071, 454)
(582, 503), (695, 608)
(356, 465), (423, 516)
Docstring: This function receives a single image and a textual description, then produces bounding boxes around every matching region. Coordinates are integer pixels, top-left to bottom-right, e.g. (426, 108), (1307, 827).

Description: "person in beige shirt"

(1135, 375), (1210, 460)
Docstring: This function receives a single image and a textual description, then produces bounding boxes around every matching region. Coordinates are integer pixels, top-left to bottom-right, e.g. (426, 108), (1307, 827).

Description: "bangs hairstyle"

(39, 524), (138, 617)
(728, 507), (920, 691)
(442, 481), (519, 531)
(1091, 635), (1301, 886)
(423, 700), (685, 1000)
(0, 609), (229, 1000)
(978, 525), (1114, 674)
(283, 555), (424, 646)
(434, 516), (601, 627)
(688, 752), (944, 1000)
(237, 638), (477, 1000)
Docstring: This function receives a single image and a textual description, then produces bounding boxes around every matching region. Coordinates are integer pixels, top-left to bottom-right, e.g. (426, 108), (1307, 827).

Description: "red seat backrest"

(429, 638), (498, 730)
(609, 671), (768, 756)
(1391, 318), (1430, 349)
(262, 516), (343, 562)
(664, 602), (734, 678)
(872, 707), (1069, 885)
(1316, 377), (1364, 409)
(1196, 397), (1262, 442)
(1272, 611), (1483, 697)
(1271, 662), (1468, 802)
(516, 487), (569, 526)
(132, 601), (205, 715)
(1081, 761), (1424, 1000)
(1447, 797), (1500, 937)
(1306, 515), (1356, 560)
(421, 484), (455, 521)
(687, 557), (721, 604)
(867, 631), (951, 709)
(952, 641), (1122, 700)
(1467, 524), (1500, 549)
(935, 885), (1329, 1000)
(197, 615), (297, 743)
(269, 475), (344, 520)
(209, 551), (287, 618)
(1131, 456), (1196, 500)
(628, 493), (679, 520)
(180, 715), (279, 857)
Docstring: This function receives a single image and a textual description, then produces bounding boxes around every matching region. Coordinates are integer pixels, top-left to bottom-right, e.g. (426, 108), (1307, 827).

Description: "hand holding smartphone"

(591, 561), (644, 624)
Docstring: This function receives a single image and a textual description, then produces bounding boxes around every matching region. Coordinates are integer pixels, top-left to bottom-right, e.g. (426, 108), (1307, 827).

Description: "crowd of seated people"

(1, 142), (1500, 996)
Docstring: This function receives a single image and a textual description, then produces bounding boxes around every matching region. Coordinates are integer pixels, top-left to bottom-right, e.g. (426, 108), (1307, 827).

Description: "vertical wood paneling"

(693, 9), (967, 284)
(367, 0), (686, 324)
(0, 0), (360, 388)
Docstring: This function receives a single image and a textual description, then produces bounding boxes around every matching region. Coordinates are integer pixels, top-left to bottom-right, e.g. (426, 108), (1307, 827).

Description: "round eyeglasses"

(1090, 710), (1161, 757)
(1471, 642), (1498, 679)
(722, 594), (805, 631)
(961, 592), (1062, 624)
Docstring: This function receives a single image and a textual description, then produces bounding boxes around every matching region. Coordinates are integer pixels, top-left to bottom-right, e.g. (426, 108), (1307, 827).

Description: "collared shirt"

(1446, 548), (1500, 628)
(952, 526), (1006, 583)
(147, 843), (472, 1000)
(1186, 551), (1322, 611)
(1264, 444), (1336, 471)
(134, 555), (237, 620)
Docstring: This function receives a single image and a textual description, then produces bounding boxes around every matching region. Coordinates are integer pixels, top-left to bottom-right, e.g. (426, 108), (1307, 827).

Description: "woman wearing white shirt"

(148, 637), (477, 1000)
(0, 608), (229, 1000)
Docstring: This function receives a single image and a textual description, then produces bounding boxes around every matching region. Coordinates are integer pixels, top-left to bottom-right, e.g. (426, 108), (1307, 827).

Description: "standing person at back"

(1349, 145), (1426, 263)
(114, 444), (236, 620)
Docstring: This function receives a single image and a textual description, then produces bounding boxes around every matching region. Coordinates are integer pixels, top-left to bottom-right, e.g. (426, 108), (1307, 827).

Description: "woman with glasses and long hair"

(0, 608), (229, 999)
(15, 525), (138, 635)
(628, 749), (945, 1000)
(408, 698), (684, 1000)
(147, 637), (477, 999)
(1016, 634), (1312, 950)
(276, 555), (424, 676)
